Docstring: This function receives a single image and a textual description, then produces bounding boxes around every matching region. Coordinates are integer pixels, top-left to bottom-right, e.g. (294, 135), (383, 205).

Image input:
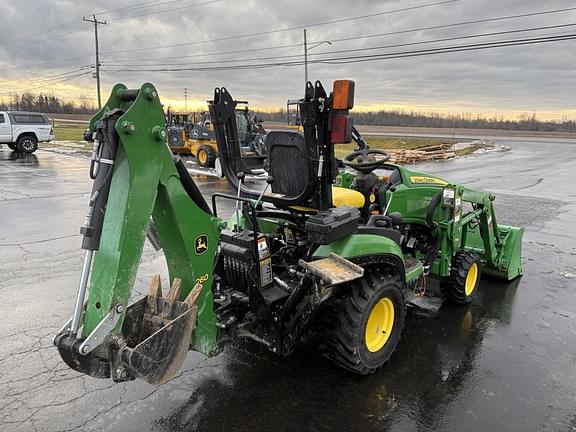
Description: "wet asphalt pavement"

(0, 138), (575, 432)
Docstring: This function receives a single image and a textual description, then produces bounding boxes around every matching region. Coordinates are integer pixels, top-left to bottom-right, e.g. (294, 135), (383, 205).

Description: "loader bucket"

(484, 224), (524, 281)
(117, 276), (203, 384)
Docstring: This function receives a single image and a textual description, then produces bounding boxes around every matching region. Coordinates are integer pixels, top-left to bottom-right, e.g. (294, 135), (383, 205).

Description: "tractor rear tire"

(317, 271), (405, 375)
(442, 251), (481, 305)
(196, 145), (216, 167)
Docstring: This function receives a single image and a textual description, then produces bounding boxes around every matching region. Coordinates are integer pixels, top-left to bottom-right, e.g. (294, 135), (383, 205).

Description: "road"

(0, 138), (575, 432)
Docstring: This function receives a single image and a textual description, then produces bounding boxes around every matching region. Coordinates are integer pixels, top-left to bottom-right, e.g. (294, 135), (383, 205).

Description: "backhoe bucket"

(117, 276), (203, 384)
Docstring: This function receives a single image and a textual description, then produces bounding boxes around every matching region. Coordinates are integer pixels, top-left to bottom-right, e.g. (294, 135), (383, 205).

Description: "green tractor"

(54, 81), (523, 383)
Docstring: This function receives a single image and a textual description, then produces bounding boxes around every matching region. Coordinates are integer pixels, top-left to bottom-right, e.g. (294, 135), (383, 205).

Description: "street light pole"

(303, 29), (308, 85)
(303, 30), (332, 87)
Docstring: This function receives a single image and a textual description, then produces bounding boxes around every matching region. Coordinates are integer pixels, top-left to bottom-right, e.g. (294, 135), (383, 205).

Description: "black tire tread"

(197, 144), (217, 167)
(442, 251), (480, 305)
(16, 135), (38, 154)
(317, 270), (405, 375)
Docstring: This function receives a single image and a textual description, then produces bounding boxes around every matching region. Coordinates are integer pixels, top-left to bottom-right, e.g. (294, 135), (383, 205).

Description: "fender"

(312, 233), (406, 281)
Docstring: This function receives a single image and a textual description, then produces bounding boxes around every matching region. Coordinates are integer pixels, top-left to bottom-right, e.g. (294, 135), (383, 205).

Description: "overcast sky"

(1, 0), (575, 118)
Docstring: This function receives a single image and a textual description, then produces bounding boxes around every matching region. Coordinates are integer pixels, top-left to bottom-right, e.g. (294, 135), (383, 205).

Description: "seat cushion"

(289, 187), (365, 212)
(332, 186), (365, 208)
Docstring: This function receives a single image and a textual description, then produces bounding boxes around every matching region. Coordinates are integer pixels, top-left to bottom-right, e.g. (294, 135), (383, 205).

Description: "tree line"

(254, 109), (576, 133)
(0, 92), (96, 115)
(1, 91), (574, 132)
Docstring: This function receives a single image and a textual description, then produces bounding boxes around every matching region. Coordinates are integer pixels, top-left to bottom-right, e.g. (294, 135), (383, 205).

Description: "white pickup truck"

(0, 111), (54, 153)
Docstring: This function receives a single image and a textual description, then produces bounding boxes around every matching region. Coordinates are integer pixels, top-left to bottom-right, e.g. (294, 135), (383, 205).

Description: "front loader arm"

(55, 83), (222, 384)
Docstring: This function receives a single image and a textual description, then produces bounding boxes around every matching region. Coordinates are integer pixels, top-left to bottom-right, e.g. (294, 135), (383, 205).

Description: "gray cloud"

(0, 0), (574, 115)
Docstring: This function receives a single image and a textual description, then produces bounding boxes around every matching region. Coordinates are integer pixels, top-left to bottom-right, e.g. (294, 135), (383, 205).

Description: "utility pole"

(83, 15), (107, 110)
(184, 88), (188, 112)
(303, 29), (308, 85)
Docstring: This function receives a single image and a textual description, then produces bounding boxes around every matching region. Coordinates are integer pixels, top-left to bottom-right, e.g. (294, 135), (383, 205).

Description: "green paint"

(82, 83), (221, 356)
(405, 262), (424, 282)
(336, 171), (355, 189)
(313, 233), (404, 264)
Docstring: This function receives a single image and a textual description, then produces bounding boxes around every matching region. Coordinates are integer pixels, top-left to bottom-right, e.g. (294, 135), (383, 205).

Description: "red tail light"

(331, 114), (352, 144)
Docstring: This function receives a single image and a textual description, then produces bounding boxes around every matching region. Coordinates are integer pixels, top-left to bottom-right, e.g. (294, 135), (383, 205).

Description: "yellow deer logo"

(194, 235), (208, 255)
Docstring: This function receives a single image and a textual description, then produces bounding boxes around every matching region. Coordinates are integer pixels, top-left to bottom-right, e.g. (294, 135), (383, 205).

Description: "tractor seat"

(332, 186), (365, 208)
(289, 187), (365, 213)
(265, 130), (366, 212)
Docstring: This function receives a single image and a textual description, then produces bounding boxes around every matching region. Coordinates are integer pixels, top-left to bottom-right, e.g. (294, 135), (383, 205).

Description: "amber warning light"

(332, 80), (355, 110)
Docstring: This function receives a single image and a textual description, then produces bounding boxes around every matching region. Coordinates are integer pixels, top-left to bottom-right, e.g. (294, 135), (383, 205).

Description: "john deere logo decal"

(194, 235), (208, 255)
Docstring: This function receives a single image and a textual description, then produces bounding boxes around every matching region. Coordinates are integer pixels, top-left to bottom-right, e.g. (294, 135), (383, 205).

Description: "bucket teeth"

(146, 274), (162, 315)
(165, 278), (182, 304)
(184, 282), (203, 308)
(148, 274), (162, 298)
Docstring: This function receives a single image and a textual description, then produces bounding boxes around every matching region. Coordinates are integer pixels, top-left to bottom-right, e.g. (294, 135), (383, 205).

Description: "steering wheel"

(342, 149), (390, 174)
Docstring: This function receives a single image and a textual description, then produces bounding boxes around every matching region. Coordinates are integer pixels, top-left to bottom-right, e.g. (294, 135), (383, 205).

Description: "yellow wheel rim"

(198, 150), (207, 164)
(465, 262), (478, 296)
(365, 297), (395, 353)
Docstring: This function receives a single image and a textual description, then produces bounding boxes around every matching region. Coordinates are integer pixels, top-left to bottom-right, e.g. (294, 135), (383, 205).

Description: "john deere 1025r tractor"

(54, 80), (523, 383)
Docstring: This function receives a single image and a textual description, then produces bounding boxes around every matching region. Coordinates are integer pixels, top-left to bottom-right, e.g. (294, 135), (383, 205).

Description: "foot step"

(406, 292), (443, 316)
(299, 253), (364, 285)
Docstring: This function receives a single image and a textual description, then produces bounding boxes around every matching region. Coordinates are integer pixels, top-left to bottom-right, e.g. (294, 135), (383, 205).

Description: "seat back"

(266, 130), (311, 198)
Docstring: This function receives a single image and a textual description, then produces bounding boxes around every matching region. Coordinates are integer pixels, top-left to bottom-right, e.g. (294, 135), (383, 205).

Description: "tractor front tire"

(196, 145), (216, 167)
(442, 251), (481, 305)
(318, 271), (405, 375)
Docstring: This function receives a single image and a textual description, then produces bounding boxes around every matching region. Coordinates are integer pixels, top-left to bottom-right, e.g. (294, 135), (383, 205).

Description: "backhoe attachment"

(117, 276), (202, 383)
(54, 83), (222, 384)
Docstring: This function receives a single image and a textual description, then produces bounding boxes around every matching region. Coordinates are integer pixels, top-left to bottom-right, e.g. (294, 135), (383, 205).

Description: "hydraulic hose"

(80, 110), (123, 251)
(426, 190), (443, 229)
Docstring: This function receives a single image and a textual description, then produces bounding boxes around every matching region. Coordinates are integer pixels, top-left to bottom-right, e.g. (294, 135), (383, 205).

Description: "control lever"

(382, 185), (396, 216)
(235, 172), (245, 231)
(254, 176), (274, 209)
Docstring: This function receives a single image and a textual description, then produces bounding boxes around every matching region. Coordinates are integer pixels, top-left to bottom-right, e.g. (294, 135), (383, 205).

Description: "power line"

(323, 5), (576, 45)
(101, 0), (461, 54)
(0, 0), (218, 51)
(0, 71), (93, 96)
(0, 66), (94, 89)
(102, 42), (305, 64)
(0, 0), (167, 46)
(93, 0), (168, 16)
(105, 0), (223, 21)
(0, 71), (93, 92)
(0, 19), (80, 47)
(100, 33), (576, 73)
(102, 23), (576, 68)
(316, 34), (576, 65)
(99, 4), (576, 62)
(1, 26), (87, 53)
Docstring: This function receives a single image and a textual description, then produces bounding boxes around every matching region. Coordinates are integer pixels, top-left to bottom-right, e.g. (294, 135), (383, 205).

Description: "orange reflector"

(331, 114), (352, 144)
(332, 80), (355, 110)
